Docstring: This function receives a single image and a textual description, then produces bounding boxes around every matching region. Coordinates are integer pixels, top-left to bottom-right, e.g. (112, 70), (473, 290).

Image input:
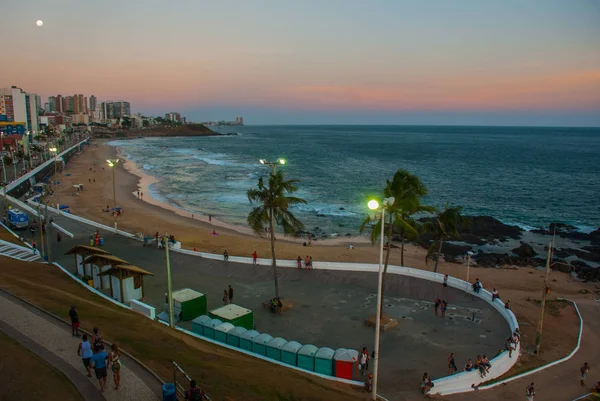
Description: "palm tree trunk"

(434, 238), (444, 272)
(400, 232), (405, 266)
(379, 214), (394, 318)
(269, 208), (279, 298)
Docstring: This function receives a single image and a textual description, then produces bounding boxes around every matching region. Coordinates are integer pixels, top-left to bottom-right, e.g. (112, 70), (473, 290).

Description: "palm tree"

(247, 170), (306, 298)
(360, 169), (431, 316)
(424, 204), (464, 272)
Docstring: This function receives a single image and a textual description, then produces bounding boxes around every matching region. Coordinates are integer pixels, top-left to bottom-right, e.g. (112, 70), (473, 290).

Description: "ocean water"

(109, 125), (600, 235)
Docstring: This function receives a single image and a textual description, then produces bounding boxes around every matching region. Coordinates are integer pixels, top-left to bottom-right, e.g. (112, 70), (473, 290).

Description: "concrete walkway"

(0, 291), (161, 401)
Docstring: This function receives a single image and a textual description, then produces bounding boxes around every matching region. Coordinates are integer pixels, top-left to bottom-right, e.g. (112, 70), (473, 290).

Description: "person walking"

(358, 348), (368, 376)
(90, 346), (109, 392)
(185, 380), (205, 400)
(223, 250), (229, 261)
(69, 305), (80, 337)
(228, 285), (234, 304)
(581, 362), (590, 387)
(441, 300), (448, 318)
(448, 352), (458, 374)
(109, 343), (122, 390)
(252, 251), (258, 265)
(443, 274), (448, 287)
(526, 382), (535, 401)
(434, 297), (441, 316)
(92, 327), (104, 350)
(222, 290), (228, 305)
(297, 256), (302, 269)
(77, 334), (93, 377)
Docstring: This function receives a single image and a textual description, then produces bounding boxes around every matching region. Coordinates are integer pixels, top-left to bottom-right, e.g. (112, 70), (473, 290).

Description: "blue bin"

(315, 347), (335, 376)
(162, 383), (176, 401)
(266, 337), (287, 361)
(99, 237), (104, 246)
(281, 341), (302, 366)
(252, 333), (273, 356)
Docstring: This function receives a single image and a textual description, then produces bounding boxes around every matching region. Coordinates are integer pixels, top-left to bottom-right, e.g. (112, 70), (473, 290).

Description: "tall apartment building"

(48, 96), (57, 112)
(165, 112), (181, 122)
(56, 95), (63, 113)
(0, 86), (40, 132)
(89, 95), (97, 111)
(102, 101), (131, 119)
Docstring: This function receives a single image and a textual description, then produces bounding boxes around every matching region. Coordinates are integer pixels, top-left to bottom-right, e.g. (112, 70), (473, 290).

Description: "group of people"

(70, 306), (121, 393)
(433, 297), (448, 318)
(222, 285), (234, 305)
(296, 255), (313, 269)
(505, 328), (520, 358)
(463, 354), (493, 378)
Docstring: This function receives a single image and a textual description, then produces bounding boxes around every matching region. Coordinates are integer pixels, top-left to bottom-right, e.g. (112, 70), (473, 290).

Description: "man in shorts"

(526, 382), (535, 401)
(69, 305), (80, 337)
(581, 362), (590, 387)
(90, 346), (109, 392)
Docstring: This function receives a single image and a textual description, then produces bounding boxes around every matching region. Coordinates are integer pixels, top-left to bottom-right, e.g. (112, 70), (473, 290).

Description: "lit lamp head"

(259, 159), (266, 165)
(367, 199), (380, 211)
(278, 158), (286, 165)
(49, 147), (57, 153)
(106, 159), (119, 167)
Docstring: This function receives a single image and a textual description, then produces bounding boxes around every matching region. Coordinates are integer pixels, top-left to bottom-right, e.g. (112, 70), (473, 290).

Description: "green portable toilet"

(252, 333), (273, 356)
(172, 288), (207, 321)
(214, 322), (235, 344)
(201, 318), (222, 340)
(266, 337), (287, 361)
(208, 304), (254, 330)
(297, 344), (318, 371)
(315, 347), (335, 376)
(227, 326), (247, 347)
(191, 315), (211, 336)
(281, 341), (302, 366)
(239, 330), (259, 352)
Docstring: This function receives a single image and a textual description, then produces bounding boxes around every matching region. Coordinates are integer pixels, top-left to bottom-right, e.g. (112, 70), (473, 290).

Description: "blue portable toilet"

(227, 326), (247, 347)
(201, 318), (222, 340)
(191, 315), (211, 336)
(239, 330), (259, 352)
(281, 341), (302, 366)
(252, 333), (273, 356)
(297, 344), (318, 371)
(266, 337), (287, 361)
(214, 322), (235, 343)
(315, 347), (335, 376)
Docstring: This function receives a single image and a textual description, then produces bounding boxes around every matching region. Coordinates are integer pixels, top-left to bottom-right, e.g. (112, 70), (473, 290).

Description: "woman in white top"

(108, 343), (122, 390)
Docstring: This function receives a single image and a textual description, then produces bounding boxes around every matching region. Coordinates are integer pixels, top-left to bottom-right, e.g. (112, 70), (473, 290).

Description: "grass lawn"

(0, 256), (365, 401)
(0, 330), (84, 401)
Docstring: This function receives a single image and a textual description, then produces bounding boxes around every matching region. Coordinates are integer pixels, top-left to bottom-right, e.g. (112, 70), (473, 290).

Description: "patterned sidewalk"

(0, 292), (160, 401)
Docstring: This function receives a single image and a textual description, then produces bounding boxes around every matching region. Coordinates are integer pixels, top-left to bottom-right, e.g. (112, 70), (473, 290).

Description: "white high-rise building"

(0, 86), (40, 132)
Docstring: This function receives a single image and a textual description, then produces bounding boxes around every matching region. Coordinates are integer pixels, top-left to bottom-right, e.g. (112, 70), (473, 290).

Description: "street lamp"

(49, 147), (59, 209)
(368, 196), (394, 401)
(259, 158), (286, 174)
(107, 159), (119, 232)
(466, 250), (474, 287)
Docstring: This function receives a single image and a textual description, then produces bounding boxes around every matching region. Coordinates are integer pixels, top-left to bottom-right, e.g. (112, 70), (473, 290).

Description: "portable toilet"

(227, 326), (248, 347)
(281, 341), (302, 366)
(172, 289), (207, 321)
(315, 347), (335, 376)
(333, 348), (359, 380)
(191, 315), (211, 336)
(214, 322), (235, 344)
(239, 330), (259, 352)
(252, 333), (273, 356)
(201, 318), (222, 340)
(266, 337), (287, 361)
(209, 304), (254, 330)
(297, 344), (318, 371)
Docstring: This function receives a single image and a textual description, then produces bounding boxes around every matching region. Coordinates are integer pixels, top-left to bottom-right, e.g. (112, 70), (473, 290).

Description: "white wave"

(142, 163), (155, 171)
(293, 204), (357, 217)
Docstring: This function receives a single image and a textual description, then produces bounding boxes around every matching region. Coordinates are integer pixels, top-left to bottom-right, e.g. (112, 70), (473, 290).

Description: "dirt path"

(0, 291), (161, 401)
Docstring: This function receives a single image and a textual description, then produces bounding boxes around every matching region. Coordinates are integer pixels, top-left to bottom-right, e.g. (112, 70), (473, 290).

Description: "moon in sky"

(36, 20), (43, 27)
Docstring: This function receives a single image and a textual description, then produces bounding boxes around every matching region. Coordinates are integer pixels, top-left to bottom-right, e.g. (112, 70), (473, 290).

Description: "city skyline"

(1, 0), (599, 126)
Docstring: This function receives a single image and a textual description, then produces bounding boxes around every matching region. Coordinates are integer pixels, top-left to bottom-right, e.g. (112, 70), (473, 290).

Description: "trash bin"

(162, 383), (176, 401)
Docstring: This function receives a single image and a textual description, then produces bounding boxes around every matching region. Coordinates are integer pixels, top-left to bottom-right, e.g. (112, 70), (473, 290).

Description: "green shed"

(226, 326), (248, 347)
(297, 344), (318, 372)
(315, 347), (335, 376)
(191, 315), (211, 336)
(172, 288), (207, 321)
(266, 337), (287, 361)
(281, 341), (302, 366)
(252, 333), (273, 356)
(214, 322), (235, 344)
(201, 318), (222, 340)
(208, 304), (254, 330)
(239, 330), (259, 351)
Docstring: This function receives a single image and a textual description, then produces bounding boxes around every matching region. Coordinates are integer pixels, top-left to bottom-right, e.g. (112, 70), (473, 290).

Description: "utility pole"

(37, 203), (45, 260)
(165, 233), (175, 328)
(44, 202), (53, 263)
(535, 242), (552, 355)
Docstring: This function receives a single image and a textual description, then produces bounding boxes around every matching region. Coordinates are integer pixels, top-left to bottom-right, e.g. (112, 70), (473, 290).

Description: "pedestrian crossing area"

(0, 240), (42, 262)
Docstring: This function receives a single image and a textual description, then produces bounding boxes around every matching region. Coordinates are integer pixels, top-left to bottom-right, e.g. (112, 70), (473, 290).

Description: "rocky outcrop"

(512, 242), (537, 258)
(417, 215), (522, 245)
(474, 251), (543, 268)
(532, 222), (599, 242)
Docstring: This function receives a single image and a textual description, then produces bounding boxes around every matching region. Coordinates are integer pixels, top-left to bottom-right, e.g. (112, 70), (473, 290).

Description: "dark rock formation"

(474, 251), (543, 268)
(417, 215), (522, 245)
(512, 242), (537, 258)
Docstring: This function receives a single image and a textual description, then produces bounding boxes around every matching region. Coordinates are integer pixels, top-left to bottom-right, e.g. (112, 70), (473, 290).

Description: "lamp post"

(49, 147), (59, 210)
(367, 196), (394, 401)
(259, 158), (286, 175)
(165, 232), (175, 329)
(466, 250), (474, 288)
(107, 159), (119, 232)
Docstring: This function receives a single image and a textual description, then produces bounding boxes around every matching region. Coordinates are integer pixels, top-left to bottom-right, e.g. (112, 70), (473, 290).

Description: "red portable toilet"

(333, 348), (358, 380)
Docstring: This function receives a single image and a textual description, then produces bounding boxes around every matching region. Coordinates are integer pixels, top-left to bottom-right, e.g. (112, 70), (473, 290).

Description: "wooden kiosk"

(98, 264), (154, 304)
(64, 245), (111, 278)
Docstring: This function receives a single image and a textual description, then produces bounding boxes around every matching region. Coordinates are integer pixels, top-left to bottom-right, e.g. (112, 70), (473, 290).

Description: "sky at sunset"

(1, 0), (599, 125)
